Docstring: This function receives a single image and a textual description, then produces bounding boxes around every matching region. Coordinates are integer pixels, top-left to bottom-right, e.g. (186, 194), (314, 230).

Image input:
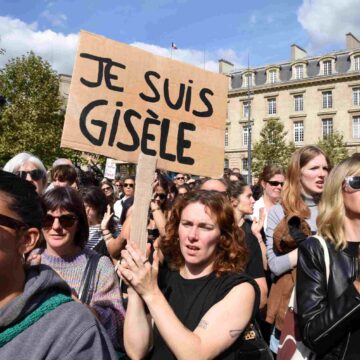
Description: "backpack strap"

(78, 252), (102, 305)
(0, 294), (72, 347)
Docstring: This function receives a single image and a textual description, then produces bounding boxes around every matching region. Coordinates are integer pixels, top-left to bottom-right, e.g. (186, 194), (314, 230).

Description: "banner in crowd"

(61, 31), (227, 177)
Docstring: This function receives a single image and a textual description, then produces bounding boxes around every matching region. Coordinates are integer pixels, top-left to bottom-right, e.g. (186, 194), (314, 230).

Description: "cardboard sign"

(61, 31), (227, 177)
(104, 158), (116, 179)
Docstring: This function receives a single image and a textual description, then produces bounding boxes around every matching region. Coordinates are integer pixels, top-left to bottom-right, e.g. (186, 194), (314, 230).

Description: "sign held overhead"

(61, 31), (227, 177)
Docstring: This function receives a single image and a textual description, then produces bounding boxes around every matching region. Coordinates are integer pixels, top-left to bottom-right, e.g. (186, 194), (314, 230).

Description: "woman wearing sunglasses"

(31, 186), (125, 352)
(296, 155), (360, 358)
(265, 145), (330, 354)
(3, 152), (47, 194)
(0, 171), (118, 359)
(251, 165), (285, 231)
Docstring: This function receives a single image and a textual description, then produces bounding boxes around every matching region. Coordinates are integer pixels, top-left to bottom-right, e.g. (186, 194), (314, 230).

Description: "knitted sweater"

(37, 248), (125, 350)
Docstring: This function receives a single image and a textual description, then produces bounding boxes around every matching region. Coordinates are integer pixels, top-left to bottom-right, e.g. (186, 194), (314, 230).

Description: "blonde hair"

(282, 145), (330, 218)
(317, 155), (360, 250)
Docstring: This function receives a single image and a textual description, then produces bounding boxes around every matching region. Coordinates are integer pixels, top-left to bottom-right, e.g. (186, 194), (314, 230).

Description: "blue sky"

(1, 0), (360, 74)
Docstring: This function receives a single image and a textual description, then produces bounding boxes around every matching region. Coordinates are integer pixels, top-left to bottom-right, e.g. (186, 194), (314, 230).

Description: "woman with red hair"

(118, 190), (264, 360)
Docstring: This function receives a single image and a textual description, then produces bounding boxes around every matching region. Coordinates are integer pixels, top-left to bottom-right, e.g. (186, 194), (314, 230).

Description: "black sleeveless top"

(149, 266), (259, 360)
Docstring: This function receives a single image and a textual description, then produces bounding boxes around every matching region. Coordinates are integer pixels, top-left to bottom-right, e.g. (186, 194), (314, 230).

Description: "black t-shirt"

(242, 219), (265, 279)
(149, 266), (259, 360)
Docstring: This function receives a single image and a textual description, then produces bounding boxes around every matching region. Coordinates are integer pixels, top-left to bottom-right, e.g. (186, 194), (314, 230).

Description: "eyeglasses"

(15, 169), (45, 181)
(154, 193), (167, 200)
(267, 181), (284, 187)
(176, 177), (184, 180)
(102, 186), (112, 191)
(344, 176), (360, 191)
(0, 213), (29, 230)
(124, 183), (134, 188)
(43, 214), (77, 229)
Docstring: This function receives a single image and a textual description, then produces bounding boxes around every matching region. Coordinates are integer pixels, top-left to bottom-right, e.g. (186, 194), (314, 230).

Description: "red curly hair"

(161, 190), (248, 276)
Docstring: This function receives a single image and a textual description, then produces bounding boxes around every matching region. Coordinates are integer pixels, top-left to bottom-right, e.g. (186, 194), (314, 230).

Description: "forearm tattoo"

(198, 319), (208, 330)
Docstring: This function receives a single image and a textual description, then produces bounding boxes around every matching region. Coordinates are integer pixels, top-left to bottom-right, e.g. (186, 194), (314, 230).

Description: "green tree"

(252, 118), (295, 176)
(0, 52), (79, 167)
(316, 131), (349, 166)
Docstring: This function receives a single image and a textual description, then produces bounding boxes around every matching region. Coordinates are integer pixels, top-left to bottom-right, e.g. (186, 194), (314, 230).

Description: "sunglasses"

(154, 193), (167, 200)
(344, 176), (360, 191)
(102, 186), (112, 191)
(176, 177), (184, 180)
(43, 214), (77, 229)
(0, 213), (29, 230)
(15, 169), (45, 181)
(124, 183), (134, 188)
(267, 181), (284, 187)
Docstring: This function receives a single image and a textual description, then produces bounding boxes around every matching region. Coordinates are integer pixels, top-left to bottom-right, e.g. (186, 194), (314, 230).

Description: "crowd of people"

(1, 147), (360, 359)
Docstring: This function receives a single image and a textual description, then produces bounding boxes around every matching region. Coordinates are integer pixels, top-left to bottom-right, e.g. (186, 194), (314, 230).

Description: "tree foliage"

(316, 131), (349, 166)
(252, 118), (295, 176)
(0, 52), (79, 167)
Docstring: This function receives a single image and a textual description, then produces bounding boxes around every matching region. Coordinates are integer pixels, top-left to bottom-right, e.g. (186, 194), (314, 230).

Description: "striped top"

(86, 223), (122, 250)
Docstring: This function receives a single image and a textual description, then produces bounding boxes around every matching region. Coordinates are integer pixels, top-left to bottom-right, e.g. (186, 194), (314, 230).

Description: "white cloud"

(0, 15), (243, 75)
(40, 10), (68, 27)
(298, 0), (360, 49)
(0, 16), (78, 74)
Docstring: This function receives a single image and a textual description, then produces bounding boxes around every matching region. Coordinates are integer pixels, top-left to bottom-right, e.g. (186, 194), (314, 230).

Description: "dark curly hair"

(162, 190), (248, 276)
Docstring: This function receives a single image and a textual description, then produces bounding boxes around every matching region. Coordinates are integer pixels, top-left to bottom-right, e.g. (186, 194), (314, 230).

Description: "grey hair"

(3, 152), (47, 180)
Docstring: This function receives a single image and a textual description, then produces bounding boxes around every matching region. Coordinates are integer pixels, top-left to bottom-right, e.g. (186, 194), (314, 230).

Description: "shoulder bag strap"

(78, 253), (102, 305)
(313, 235), (330, 284)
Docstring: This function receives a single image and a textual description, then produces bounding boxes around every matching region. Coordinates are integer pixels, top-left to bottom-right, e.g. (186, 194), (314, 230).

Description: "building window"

(355, 56), (360, 71)
(243, 74), (252, 87)
(243, 102), (251, 118)
(295, 65), (304, 80)
(353, 116), (360, 139)
(322, 91), (333, 109)
(294, 95), (304, 112)
(322, 118), (333, 138)
(353, 87), (360, 106)
(242, 158), (248, 172)
(243, 126), (249, 146)
(294, 121), (304, 143)
(225, 128), (229, 146)
(269, 69), (277, 83)
(323, 60), (332, 76)
(268, 98), (276, 115)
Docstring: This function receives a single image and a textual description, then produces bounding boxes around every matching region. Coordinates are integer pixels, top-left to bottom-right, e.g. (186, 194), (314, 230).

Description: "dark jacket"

(0, 265), (118, 360)
(297, 236), (360, 359)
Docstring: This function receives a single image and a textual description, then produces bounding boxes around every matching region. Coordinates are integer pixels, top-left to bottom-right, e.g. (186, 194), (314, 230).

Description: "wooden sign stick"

(130, 153), (157, 254)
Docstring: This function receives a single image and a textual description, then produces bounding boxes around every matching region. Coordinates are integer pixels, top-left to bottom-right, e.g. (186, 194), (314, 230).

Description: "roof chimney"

(346, 32), (360, 50)
(218, 59), (234, 74)
(291, 44), (307, 61)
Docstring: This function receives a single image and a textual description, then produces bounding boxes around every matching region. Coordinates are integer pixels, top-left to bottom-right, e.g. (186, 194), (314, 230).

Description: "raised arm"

(119, 243), (256, 360)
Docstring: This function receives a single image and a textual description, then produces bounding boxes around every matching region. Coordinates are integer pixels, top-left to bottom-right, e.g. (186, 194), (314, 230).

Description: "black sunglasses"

(344, 176), (360, 191)
(267, 180), (284, 187)
(43, 214), (77, 229)
(154, 193), (167, 200)
(15, 169), (45, 181)
(124, 183), (134, 188)
(176, 176), (184, 180)
(0, 213), (29, 230)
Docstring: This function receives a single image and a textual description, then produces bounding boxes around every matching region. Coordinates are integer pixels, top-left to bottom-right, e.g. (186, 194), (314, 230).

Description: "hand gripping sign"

(61, 31), (228, 251)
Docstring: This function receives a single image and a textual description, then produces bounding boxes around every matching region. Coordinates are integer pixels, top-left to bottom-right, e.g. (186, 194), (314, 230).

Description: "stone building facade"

(220, 33), (360, 176)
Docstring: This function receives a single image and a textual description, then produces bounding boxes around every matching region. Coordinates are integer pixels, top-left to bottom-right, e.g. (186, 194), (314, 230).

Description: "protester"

(229, 181), (268, 308)
(177, 184), (190, 197)
(173, 173), (185, 188)
(297, 155), (360, 358)
(51, 164), (78, 188)
(80, 186), (123, 258)
(265, 145), (330, 353)
(114, 176), (135, 219)
(200, 178), (229, 194)
(119, 190), (258, 360)
(0, 171), (118, 359)
(100, 178), (117, 209)
(251, 164), (285, 230)
(113, 176), (124, 199)
(30, 186), (125, 351)
(3, 152), (47, 194)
